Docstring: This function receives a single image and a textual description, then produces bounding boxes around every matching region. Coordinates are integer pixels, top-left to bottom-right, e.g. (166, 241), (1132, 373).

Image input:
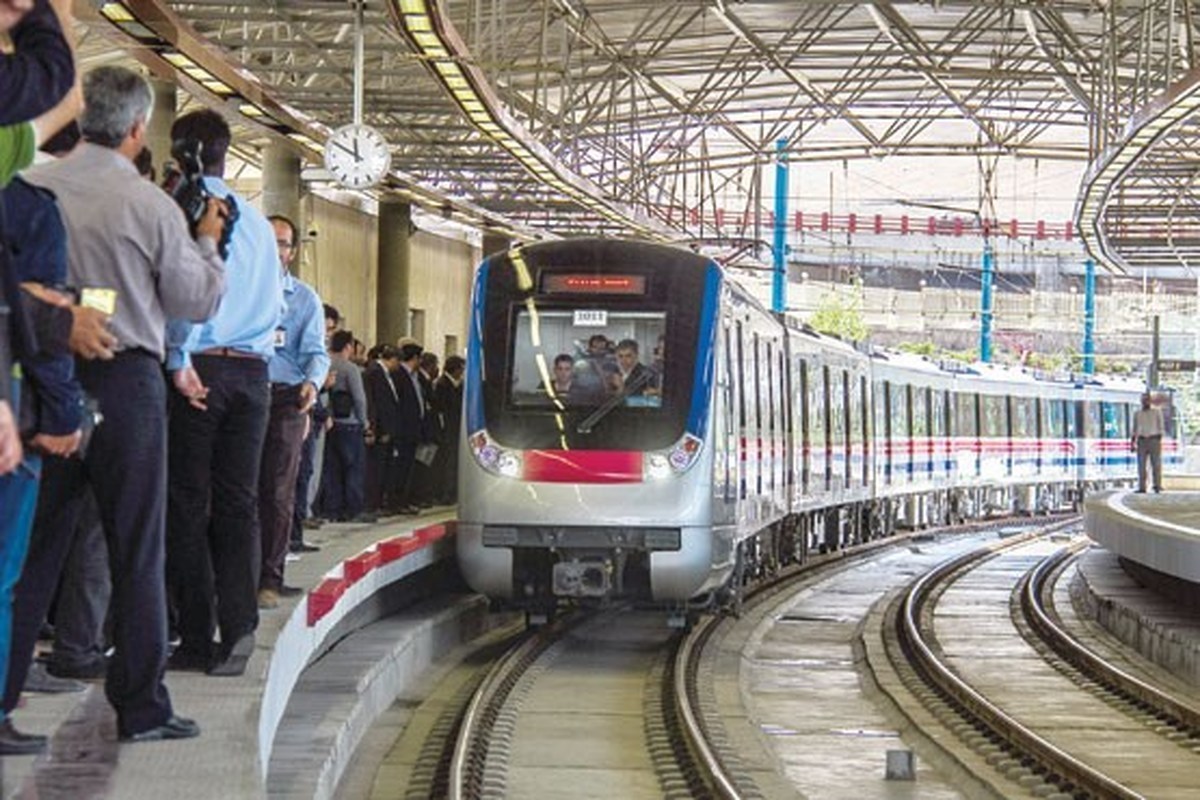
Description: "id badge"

(80, 287), (117, 316)
(274, 327), (287, 349)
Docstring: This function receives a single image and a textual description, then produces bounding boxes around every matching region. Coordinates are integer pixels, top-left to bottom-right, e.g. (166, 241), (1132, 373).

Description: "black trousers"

(292, 417), (318, 543)
(166, 355), (269, 658)
(258, 384), (307, 592)
(4, 352), (175, 735)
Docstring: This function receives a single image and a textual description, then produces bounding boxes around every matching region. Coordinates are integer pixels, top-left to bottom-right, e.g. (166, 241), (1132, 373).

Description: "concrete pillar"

(145, 78), (177, 179)
(377, 199), (412, 343)
(262, 142), (303, 226)
(482, 231), (512, 260)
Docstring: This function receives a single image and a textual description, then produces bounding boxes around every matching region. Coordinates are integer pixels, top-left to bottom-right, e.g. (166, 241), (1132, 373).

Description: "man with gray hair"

(13, 65), (228, 743)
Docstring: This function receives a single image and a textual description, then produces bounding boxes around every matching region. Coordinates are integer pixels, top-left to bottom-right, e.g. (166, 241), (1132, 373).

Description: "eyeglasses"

(275, 239), (295, 249)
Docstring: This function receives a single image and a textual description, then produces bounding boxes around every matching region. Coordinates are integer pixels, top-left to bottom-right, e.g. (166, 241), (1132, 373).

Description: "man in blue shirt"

(164, 110), (284, 678)
(257, 215), (329, 610)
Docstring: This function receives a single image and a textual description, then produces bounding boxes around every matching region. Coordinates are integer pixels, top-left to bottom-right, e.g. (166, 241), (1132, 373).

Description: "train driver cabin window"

(508, 307), (666, 409)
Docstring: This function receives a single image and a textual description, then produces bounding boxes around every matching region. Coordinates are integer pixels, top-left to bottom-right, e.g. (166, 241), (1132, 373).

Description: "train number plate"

(573, 309), (608, 327)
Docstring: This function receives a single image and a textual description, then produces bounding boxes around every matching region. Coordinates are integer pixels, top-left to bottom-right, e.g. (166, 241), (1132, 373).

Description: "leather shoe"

(258, 589), (279, 610)
(207, 633), (254, 677)
(0, 718), (47, 756)
(23, 662), (86, 694)
(166, 646), (211, 673)
(289, 541), (320, 553)
(46, 657), (107, 680)
(277, 585), (304, 598)
(120, 715), (200, 742)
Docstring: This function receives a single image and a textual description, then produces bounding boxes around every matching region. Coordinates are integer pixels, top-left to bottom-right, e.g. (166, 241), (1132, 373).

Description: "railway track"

(887, 520), (1200, 799)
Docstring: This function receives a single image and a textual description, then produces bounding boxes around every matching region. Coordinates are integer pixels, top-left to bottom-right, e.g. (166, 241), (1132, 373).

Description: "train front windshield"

(480, 243), (712, 452)
(509, 309), (666, 410)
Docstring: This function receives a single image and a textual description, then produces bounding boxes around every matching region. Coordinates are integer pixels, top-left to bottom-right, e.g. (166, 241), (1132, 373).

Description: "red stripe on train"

(523, 449), (644, 483)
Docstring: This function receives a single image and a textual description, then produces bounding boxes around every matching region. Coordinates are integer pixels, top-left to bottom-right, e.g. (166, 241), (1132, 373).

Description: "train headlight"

(469, 429), (523, 479)
(643, 433), (703, 480)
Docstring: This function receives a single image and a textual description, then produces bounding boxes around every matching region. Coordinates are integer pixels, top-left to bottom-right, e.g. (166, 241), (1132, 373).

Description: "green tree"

(808, 282), (868, 342)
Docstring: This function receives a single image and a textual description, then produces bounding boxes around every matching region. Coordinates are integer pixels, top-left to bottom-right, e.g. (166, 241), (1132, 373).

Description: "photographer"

(164, 109), (284, 679)
(11, 65), (228, 745)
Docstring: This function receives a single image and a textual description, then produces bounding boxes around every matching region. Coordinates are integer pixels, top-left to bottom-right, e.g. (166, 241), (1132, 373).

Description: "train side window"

(1100, 402), (1123, 438)
(889, 380), (905, 441)
(931, 388), (946, 437)
(954, 391), (976, 437)
(912, 385), (928, 437)
(981, 394), (1005, 437)
(1085, 401), (1101, 439)
(1013, 396), (1035, 437)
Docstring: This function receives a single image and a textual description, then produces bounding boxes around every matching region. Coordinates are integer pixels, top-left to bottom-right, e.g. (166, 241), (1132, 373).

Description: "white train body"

(456, 240), (1182, 611)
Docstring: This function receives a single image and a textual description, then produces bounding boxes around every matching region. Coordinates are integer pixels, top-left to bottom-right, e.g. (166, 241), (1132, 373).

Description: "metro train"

(456, 239), (1181, 618)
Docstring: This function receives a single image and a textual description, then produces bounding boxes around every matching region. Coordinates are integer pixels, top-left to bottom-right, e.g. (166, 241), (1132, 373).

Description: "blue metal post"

(772, 138), (788, 314)
(1082, 257), (1096, 374)
(979, 239), (994, 362)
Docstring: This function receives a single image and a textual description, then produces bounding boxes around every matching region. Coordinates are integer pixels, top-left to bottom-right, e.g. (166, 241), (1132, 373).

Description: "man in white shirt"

(1130, 393), (1165, 493)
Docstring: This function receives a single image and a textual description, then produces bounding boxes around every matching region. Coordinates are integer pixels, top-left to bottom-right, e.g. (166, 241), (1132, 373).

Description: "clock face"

(323, 123), (392, 190)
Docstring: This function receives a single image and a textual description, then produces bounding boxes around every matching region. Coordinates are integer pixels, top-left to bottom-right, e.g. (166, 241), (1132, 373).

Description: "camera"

(162, 137), (238, 259)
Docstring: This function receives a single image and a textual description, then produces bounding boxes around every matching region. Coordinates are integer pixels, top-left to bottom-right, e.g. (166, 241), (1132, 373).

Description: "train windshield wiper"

(575, 369), (654, 434)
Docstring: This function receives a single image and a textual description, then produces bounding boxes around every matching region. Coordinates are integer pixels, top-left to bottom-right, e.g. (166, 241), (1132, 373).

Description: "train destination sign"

(1157, 359), (1197, 372)
(542, 273), (647, 295)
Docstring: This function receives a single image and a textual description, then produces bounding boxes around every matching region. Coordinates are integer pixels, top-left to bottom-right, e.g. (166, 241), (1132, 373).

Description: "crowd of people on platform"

(0, 0), (460, 754)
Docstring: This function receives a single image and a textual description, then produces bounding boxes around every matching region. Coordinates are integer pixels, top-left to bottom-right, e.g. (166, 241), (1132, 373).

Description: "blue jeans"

(322, 423), (365, 519)
(0, 448), (40, 718)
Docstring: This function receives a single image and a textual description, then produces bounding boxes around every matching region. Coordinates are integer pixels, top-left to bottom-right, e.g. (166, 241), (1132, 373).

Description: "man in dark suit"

(614, 339), (659, 398)
(431, 355), (464, 504)
(364, 344), (401, 512)
(392, 341), (428, 514)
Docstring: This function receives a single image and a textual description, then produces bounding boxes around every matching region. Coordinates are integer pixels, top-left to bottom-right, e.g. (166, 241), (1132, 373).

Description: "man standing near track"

(1130, 392), (1165, 494)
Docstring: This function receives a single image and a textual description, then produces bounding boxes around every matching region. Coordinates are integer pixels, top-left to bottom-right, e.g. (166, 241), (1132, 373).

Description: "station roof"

(80, 1), (1197, 276)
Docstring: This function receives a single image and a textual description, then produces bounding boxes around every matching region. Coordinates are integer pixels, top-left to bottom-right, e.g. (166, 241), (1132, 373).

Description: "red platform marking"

(377, 535), (423, 564)
(343, 549), (383, 584)
(307, 578), (349, 626)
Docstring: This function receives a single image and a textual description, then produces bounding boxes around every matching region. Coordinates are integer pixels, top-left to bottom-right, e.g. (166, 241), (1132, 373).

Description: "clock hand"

(353, 135), (360, 160)
(333, 139), (362, 163)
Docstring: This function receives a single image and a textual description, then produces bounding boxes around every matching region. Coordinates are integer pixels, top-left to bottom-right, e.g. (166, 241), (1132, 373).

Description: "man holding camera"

(164, 110), (284, 678)
(14, 65), (228, 743)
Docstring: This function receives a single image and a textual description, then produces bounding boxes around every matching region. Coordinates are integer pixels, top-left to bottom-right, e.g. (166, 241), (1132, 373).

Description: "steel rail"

(897, 518), (1145, 800)
(1021, 543), (1200, 733)
(674, 613), (741, 800)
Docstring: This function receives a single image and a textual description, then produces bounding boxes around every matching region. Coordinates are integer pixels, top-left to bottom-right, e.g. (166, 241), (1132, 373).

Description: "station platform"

(0, 510), (464, 799)
(1081, 487), (1200, 685)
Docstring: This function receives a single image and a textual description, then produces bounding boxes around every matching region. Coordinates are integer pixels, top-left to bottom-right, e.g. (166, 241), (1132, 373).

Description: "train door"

(912, 385), (930, 483)
(931, 388), (947, 485)
(840, 369), (852, 489)
(980, 393), (1006, 480)
(858, 374), (870, 489)
(735, 321), (748, 501)
(720, 324), (736, 506)
(751, 332), (763, 498)
(781, 346), (793, 505)
(952, 391), (978, 481)
(1012, 396), (1035, 478)
(1035, 397), (1046, 476)
(768, 338), (777, 506)
(889, 381), (909, 484)
(822, 365), (833, 492)
(799, 358), (810, 496)
(881, 380), (893, 486)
